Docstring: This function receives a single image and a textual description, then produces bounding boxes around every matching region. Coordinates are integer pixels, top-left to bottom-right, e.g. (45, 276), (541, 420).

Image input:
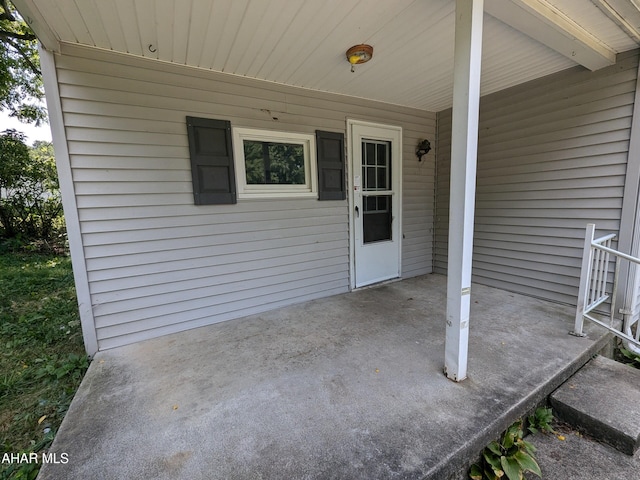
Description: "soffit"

(14, 0), (640, 112)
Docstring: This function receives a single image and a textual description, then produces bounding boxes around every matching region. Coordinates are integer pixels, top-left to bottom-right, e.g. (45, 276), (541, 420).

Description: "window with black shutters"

(187, 119), (346, 203)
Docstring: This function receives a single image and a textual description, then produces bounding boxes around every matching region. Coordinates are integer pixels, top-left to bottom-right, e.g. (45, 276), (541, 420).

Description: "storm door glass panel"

(361, 140), (392, 244)
(363, 195), (392, 243)
(361, 140), (390, 191)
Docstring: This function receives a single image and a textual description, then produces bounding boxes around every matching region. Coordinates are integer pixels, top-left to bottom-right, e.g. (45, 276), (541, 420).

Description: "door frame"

(347, 119), (403, 289)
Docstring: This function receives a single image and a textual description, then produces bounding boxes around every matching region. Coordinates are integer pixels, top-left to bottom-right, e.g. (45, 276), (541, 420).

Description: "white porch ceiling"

(13, 0), (640, 112)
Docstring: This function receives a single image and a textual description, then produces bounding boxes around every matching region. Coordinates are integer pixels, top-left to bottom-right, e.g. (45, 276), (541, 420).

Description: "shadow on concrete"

(37, 274), (610, 480)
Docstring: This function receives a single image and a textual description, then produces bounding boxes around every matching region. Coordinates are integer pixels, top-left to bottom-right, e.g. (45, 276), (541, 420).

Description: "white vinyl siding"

(55, 43), (435, 350)
(435, 50), (638, 305)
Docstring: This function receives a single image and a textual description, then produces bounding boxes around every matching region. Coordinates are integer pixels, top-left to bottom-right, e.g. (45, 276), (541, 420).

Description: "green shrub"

(0, 131), (65, 249)
(469, 420), (542, 480)
(527, 407), (555, 435)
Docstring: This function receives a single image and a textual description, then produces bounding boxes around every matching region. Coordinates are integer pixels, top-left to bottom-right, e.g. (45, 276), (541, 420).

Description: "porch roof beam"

(485, 0), (616, 71)
(445, 0), (484, 383)
(592, 0), (640, 43)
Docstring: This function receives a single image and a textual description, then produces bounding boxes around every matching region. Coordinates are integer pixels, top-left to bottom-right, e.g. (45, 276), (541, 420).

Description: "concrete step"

(550, 355), (640, 455)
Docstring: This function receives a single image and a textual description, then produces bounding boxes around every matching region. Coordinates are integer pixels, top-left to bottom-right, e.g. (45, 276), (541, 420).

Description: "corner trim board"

(40, 47), (98, 356)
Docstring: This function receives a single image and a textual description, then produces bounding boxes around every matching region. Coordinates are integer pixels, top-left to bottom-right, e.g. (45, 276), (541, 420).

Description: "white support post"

(444, 0), (484, 382)
(616, 56), (640, 327)
(571, 224), (595, 337)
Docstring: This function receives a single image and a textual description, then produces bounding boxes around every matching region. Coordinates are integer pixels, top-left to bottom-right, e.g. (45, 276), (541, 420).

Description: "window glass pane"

(365, 196), (377, 211)
(243, 140), (305, 185)
(377, 166), (387, 190)
(366, 167), (376, 191)
(363, 195), (392, 243)
(244, 140), (267, 184)
(377, 143), (388, 166)
(365, 142), (376, 165)
(267, 143), (305, 184)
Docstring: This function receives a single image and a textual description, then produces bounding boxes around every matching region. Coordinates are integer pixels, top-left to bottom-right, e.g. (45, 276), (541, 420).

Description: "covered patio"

(37, 274), (610, 480)
(5, 1), (637, 476)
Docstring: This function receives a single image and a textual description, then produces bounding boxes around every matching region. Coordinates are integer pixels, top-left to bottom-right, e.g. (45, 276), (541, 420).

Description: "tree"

(0, 129), (31, 238)
(0, 130), (63, 245)
(0, 0), (46, 124)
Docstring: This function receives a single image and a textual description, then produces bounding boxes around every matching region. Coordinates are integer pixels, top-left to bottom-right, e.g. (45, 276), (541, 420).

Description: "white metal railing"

(572, 224), (640, 354)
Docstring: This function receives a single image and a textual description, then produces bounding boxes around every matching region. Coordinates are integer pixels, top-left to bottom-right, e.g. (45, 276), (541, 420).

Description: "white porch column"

(444, 0), (484, 382)
(616, 57), (640, 331)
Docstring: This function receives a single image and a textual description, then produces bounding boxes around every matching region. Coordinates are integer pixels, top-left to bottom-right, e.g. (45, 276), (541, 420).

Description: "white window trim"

(232, 127), (318, 199)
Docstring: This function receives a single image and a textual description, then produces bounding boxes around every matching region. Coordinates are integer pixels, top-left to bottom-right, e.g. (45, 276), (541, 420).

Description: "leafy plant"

(469, 420), (542, 480)
(1, 458), (40, 480)
(527, 407), (555, 435)
(0, 431), (54, 480)
(34, 353), (88, 383)
(618, 347), (640, 369)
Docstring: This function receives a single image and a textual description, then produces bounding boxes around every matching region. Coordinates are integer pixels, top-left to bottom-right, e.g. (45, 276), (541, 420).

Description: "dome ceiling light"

(346, 44), (373, 73)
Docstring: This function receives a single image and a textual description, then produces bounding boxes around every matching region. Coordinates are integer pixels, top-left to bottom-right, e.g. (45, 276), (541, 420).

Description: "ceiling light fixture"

(346, 44), (373, 73)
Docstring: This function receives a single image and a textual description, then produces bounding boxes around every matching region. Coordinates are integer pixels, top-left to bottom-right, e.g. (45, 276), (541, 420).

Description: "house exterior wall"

(435, 50), (639, 306)
(52, 44), (435, 351)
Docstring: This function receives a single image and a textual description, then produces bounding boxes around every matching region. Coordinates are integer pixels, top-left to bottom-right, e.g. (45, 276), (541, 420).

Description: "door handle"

(355, 206), (359, 218)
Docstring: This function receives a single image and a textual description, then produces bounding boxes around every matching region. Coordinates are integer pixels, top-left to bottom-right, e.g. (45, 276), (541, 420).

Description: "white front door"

(349, 120), (402, 288)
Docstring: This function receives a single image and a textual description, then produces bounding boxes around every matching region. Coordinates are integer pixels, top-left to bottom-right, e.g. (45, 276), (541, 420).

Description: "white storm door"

(349, 121), (402, 288)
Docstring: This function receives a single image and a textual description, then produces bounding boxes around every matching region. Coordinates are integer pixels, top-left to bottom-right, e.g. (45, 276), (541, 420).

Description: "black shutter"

(186, 116), (236, 205)
(316, 130), (345, 200)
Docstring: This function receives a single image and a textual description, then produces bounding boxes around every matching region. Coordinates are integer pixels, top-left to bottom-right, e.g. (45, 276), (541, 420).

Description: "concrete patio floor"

(37, 274), (610, 480)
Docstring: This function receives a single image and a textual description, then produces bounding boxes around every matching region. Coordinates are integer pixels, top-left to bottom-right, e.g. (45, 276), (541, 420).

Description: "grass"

(0, 248), (88, 480)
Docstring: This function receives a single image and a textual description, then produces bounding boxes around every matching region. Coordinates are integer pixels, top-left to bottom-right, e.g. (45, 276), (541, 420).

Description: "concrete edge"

(549, 396), (637, 456)
(35, 351), (107, 480)
(424, 332), (614, 480)
(549, 354), (640, 456)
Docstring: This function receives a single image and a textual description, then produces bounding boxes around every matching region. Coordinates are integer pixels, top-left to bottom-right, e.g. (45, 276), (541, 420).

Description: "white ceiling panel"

(479, 13), (576, 99)
(113, 0), (144, 56)
(548, 0), (640, 51)
(15, 0), (640, 112)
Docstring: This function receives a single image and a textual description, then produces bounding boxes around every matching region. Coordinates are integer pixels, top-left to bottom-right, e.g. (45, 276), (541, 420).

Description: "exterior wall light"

(346, 44), (373, 72)
(416, 139), (431, 162)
